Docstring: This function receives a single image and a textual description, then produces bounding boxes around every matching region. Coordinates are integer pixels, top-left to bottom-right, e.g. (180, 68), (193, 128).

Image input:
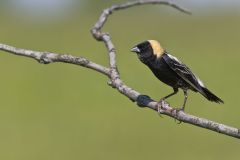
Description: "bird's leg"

(157, 88), (178, 113)
(162, 88), (179, 100)
(173, 90), (188, 124)
(182, 90), (188, 111)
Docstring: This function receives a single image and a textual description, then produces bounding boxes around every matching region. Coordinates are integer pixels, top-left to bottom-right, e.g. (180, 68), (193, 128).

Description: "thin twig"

(91, 0), (191, 40)
(0, 0), (239, 139)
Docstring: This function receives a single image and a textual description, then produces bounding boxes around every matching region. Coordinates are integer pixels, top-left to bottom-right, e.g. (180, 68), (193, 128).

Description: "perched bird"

(131, 40), (223, 111)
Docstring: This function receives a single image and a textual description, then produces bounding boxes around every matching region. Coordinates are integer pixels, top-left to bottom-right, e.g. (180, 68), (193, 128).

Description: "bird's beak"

(130, 46), (140, 53)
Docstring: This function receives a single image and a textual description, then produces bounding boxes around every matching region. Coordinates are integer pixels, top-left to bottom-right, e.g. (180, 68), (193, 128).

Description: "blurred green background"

(0, 0), (240, 160)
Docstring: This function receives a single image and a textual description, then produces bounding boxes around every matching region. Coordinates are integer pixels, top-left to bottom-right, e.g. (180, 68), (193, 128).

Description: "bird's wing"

(162, 53), (205, 94)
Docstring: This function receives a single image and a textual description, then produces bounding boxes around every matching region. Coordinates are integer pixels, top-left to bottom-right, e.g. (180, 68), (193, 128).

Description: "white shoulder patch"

(167, 53), (205, 87)
(167, 54), (181, 63)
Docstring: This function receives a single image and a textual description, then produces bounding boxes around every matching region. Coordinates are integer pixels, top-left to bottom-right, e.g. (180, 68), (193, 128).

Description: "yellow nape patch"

(148, 40), (164, 58)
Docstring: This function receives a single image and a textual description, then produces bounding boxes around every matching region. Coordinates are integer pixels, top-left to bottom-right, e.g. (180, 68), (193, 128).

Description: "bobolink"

(131, 40), (223, 110)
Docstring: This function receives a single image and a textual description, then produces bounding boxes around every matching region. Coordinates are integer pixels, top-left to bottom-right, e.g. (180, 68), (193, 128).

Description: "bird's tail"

(201, 87), (224, 104)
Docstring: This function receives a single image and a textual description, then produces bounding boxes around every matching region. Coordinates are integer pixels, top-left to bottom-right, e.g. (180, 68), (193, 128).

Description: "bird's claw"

(172, 107), (184, 124)
(156, 98), (165, 118)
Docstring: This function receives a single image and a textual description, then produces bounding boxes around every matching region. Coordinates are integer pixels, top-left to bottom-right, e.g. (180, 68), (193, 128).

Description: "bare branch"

(91, 0), (191, 40)
(0, 43), (110, 76)
(0, 0), (239, 139)
(90, 0), (239, 139)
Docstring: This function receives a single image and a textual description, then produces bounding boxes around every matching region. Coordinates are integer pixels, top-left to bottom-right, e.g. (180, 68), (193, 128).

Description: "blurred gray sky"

(2, 0), (240, 21)
(5, 0), (81, 20)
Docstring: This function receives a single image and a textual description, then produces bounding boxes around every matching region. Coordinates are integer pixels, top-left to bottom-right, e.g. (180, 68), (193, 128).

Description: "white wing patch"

(196, 77), (205, 87)
(167, 53), (205, 87)
(167, 54), (181, 63)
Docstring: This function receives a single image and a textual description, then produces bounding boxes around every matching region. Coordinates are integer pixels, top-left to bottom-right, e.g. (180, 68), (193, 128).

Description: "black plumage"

(131, 40), (223, 110)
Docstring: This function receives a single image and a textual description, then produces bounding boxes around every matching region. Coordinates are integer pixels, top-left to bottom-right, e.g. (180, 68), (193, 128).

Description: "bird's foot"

(172, 107), (184, 124)
(156, 98), (165, 118)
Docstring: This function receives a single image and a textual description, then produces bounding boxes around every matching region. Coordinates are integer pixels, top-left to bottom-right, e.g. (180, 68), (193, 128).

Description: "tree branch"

(0, 0), (239, 139)
(0, 43), (110, 76)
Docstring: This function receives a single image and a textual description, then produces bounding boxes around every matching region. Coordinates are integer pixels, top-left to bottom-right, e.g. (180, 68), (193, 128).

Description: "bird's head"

(130, 40), (165, 59)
